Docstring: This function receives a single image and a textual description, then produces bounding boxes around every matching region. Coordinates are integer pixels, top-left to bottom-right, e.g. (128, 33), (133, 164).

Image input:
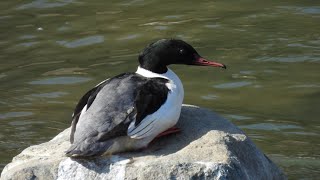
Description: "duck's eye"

(179, 49), (185, 54)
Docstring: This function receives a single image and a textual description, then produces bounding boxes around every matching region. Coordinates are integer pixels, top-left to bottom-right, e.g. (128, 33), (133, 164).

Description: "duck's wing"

(70, 78), (111, 143)
(66, 73), (170, 156)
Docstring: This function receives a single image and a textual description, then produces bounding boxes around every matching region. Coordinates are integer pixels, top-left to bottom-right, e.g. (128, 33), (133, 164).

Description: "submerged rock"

(0, 105), (286, 180)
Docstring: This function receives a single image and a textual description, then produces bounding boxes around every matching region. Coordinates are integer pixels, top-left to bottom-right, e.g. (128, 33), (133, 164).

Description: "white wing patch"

(127, 84), (181, 139)
(127, 118), (156, 139)
(128, 67), (184, 140)
(78, 104), (88, 120)
(95, 78), (109, 87)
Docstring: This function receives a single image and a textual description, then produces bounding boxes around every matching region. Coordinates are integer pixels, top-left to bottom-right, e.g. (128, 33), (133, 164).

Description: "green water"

(0, 0), (319, 178)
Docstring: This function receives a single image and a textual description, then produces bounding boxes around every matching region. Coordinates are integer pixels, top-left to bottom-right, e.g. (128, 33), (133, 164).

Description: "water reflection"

(287, 43), (319, 49)
(18, 61), (65, 68)
(154, 26), (169, 30)
(232, 73), (256, 80)
(204, 24), (221, 28)
(278, 6), (320, 15)
(239, 123), (302, 131)
(18, 35), (36, 40)
(213, 81), (252, 89)
(286, 131), (318, 136)
(30, 92), (68, 98)
(17, 41), (39, 47)
(201, 94), (218, 100)
(29, 77), (91, 85)
(17, 0), (75, 10)
(255, 55), (320, 62)
(8, 120), (42, 126)
(43, 68), (87, 76)
(0, 112), (33, 119)
(0, 74), (7, 79)
(224, 114), (253, 121)
(288, 84), (320, 88)
(0, 15), (12, 20)
(56, 35), (104, 48)
(117, 34), (141, 41)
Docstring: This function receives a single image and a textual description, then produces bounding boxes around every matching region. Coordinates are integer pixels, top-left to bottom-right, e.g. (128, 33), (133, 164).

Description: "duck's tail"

(65, 140), (113, 157)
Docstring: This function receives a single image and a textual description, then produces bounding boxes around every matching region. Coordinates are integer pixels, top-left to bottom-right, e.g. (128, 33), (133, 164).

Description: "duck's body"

(67, 67), (183, 156)
(66, 39), (225, 157)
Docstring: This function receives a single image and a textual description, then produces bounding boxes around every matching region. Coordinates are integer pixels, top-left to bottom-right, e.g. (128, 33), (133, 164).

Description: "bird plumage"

(66, 39), (225, 157)
(66, 67), (183, 156)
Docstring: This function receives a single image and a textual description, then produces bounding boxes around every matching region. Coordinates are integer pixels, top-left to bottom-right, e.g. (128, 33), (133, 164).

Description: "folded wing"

(66, 73), (169, 156)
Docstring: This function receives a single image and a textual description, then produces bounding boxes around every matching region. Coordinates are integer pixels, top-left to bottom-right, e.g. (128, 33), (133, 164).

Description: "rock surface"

(1, 105), (286, 180)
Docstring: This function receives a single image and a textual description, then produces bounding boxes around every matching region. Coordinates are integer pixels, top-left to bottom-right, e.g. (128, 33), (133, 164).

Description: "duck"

(66, 39), (226, 157)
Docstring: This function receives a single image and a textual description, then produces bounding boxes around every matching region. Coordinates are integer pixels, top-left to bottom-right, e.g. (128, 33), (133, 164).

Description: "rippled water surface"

(0, 0), (319, 178)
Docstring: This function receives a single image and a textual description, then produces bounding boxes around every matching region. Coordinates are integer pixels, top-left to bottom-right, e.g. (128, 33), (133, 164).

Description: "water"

(0, 0), (319, 178)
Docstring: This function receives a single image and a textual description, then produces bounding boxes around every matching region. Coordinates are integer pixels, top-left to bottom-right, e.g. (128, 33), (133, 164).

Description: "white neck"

(136, 66), (172, 80)
(136, 66), (184, 96)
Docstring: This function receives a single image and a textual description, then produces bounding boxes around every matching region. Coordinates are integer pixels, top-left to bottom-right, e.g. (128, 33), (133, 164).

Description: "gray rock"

(1, 105), (286, 180)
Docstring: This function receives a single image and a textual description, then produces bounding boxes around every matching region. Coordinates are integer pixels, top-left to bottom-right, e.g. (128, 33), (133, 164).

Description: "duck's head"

(138, 39), (226, 74)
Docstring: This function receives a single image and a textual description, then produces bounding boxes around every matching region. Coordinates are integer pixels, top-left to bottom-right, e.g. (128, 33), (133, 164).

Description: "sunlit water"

(0, 0), (319, 179)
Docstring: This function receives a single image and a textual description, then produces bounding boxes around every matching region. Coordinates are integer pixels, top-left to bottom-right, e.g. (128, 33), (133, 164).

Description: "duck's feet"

(155, 126), (181, 138)
(143, 126), (181, 152)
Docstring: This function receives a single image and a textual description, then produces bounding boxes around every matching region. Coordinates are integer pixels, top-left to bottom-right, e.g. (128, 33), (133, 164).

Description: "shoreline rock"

(1, 105), (286, 180)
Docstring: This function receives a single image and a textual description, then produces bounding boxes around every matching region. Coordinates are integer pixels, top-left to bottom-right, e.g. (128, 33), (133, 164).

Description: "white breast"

(127, 66), (184, 140)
